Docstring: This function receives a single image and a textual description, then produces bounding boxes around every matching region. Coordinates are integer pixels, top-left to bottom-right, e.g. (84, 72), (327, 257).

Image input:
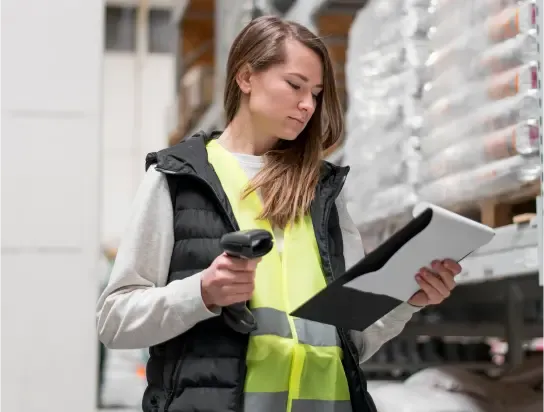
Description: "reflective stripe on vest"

(207, 140), (351, 412)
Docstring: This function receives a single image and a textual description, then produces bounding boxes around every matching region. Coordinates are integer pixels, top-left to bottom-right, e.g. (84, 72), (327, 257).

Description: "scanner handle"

(220, 229), (273, 334)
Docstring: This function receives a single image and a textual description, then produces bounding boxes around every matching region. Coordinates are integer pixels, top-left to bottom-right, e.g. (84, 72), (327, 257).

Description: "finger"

(221, 254), (261, 272)
(220, 254), (248, 271)
(415, 275), (442, 304)
(221, 291), (254, 306)
(217, 269), (255, 285)
(420, 268), (450, 299)
(442, 259), (462, 275)
(222, 283), (255, 296)
(431, 261), (456, 290)
(409, 290), (428, 307)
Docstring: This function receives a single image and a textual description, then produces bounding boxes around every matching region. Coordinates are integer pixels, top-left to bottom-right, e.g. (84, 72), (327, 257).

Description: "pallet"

(449, 181), (541, 228)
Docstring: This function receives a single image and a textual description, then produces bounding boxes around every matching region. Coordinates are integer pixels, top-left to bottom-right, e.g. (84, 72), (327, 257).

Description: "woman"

(97, 16), (461, 412)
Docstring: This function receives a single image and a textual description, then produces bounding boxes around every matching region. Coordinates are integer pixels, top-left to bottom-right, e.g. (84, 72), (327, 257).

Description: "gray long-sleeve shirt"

(96, 151), (419, 364)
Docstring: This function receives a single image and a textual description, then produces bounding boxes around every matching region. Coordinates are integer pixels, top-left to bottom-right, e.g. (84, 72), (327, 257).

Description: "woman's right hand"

(200, 253), (260, 308)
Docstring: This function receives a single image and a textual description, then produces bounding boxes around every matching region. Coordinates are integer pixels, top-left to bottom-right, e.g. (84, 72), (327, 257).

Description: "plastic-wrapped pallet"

(417, 0), (541, 207)
(369, 364), (543, 412)
(343, 0), (432, 248)
(370, 383), (491, 412)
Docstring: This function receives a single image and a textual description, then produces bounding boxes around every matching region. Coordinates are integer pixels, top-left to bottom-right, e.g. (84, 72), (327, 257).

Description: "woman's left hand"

(408, 259), (462, 307)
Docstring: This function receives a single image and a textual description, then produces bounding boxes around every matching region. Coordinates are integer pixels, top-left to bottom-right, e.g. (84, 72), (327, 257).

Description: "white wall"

(101, 52), (174, 244)
(1, 1), (103, 411)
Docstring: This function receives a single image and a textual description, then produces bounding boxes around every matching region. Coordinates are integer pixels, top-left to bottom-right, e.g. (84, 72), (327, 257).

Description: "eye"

(287, 80), (300, 90)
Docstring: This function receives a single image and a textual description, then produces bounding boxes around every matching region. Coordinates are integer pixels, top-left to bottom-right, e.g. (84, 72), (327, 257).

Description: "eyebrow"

(289, 72), (323, 88)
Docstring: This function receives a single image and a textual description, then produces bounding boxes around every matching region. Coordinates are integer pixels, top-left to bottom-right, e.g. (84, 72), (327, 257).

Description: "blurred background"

(1, 0), (543, 411)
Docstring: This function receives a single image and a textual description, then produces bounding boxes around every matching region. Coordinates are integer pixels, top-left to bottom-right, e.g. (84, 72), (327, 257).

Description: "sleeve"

(335, 188), (421, 364)
(96, 166), (220, 350)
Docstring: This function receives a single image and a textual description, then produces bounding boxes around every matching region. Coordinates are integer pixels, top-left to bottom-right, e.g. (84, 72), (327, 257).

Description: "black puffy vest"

(142, 131), (376, 412)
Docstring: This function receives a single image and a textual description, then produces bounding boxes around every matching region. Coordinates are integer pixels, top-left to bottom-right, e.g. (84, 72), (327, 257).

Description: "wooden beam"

(321, 0), (369, 16)
(184, 11), (214, 20)
(322, 34), (348, 46)
(317, 13), (354, 36)
(185, 0), (214, 14)
(318, 13), (352, 65)
(182, 40), (213, 71)
(180, 8), (215, 72)
(327, 44), (346, 64)
(316, 12), (353, 125)
(318, 15), (351, 65)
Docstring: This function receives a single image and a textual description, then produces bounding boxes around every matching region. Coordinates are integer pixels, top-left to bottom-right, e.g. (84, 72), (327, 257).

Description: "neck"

(219, 109), (278, 156)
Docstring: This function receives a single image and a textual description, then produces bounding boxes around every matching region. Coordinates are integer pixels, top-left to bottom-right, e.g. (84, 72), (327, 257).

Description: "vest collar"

(151, 131), (349, 193)
(150, 131), (350, 229)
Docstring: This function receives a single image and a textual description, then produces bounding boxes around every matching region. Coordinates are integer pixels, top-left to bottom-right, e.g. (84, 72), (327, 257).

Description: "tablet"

(290, 203), (496, 331)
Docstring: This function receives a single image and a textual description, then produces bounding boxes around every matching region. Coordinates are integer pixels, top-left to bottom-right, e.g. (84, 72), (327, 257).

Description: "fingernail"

(416, 275), (422, 281)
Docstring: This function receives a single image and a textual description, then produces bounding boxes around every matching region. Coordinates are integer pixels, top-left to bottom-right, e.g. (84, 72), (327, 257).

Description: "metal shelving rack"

(482, 2), (544, 366)
(359, 0), (542, 375)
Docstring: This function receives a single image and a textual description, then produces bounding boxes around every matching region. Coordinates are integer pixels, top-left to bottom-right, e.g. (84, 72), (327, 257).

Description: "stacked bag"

(418, 0), (541, 206)
(343, 0), (541, 249)
(343, 0), (431, 249)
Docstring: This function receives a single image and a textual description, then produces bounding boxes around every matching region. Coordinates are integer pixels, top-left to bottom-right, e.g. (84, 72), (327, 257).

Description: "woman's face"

(246, 39), (324, 141)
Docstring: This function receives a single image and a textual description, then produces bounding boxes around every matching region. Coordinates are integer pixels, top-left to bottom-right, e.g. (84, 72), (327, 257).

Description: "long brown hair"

(224, 16), (343, 228)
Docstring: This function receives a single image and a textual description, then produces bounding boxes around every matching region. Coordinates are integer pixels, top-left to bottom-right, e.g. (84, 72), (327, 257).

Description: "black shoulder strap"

(144, 151), (177, 208)
(145, 152), (158, 171)
(144, 129), (223, 212)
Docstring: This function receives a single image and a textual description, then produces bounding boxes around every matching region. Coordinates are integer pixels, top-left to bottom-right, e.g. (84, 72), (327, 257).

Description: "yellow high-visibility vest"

(207, 140), (352, 412)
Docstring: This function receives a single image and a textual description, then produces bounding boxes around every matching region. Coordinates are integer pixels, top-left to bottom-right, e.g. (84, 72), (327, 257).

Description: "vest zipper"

(322, 171), (348, 276)
(323, 171), (347, 280)
(323, 171), (377, 412)
(163, 344), (186, 412)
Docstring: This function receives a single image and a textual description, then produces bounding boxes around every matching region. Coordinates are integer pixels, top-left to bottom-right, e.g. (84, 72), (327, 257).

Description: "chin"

(277, 129), (301, 141)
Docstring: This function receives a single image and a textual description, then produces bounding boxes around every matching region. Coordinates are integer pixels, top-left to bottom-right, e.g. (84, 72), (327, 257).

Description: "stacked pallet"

(343, 0), (542, 380)
(418, 0), (541, 226)
(343, 0), (428, 248)
(344, 0), (541, 248)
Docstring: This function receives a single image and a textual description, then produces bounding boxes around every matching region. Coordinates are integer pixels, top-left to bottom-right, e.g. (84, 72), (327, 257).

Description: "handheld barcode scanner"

(220, 229), (274, 334)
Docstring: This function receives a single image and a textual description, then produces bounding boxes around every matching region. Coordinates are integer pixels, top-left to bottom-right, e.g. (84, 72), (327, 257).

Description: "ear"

(235, 63), (253, 94)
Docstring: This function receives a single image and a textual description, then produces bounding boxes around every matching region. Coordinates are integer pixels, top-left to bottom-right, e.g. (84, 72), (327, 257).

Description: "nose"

(298, 93), (315, 115)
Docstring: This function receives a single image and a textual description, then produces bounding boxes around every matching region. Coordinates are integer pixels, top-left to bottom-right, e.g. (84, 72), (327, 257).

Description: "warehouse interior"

(1, 0), (543, 411)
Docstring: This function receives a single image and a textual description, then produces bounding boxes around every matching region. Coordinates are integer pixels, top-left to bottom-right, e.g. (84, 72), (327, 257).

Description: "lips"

(289, 116), (305, 124)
